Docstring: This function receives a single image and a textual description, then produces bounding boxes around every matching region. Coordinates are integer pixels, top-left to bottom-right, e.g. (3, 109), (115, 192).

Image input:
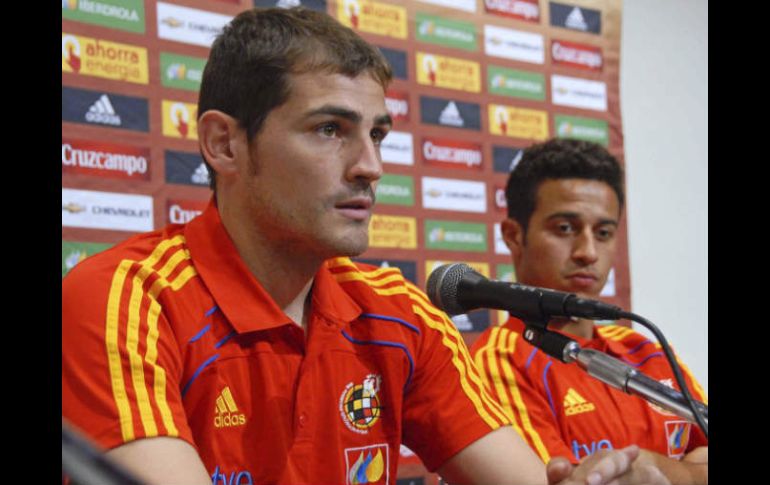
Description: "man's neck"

(217, 196), (322, 328)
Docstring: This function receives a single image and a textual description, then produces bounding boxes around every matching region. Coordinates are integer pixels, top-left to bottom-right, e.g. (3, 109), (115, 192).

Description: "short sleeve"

(62, 255), (195, 451)
(472, 326), (574, 464)
(399, 283), (511, 471)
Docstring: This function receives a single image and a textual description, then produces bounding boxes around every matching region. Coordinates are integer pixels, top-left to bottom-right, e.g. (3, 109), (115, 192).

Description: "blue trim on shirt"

(622, 351), (664, 368)
(360, 313), (420, 334)
(542, 361), (557, 418)
(341, 330), (414, 391)
(626, 339), (653, 355)
(215, 330), (236, 349)
(205, 305), (219, 317)
(525, 348), (538, 370)
(182, 354), (220, 397)
(188, 324), (211, 343)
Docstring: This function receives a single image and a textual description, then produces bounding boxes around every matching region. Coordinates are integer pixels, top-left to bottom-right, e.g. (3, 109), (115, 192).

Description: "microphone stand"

(521, 322), (708, 426)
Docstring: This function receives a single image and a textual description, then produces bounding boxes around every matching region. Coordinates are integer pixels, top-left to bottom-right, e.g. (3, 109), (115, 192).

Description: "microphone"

(426, 263), (623, 322)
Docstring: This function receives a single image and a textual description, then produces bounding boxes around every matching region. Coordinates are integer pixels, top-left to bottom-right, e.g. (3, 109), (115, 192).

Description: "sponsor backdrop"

(63, 0), (627, 481)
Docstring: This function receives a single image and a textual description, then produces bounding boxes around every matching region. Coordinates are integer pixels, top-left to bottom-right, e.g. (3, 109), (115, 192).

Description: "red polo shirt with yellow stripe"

(62, 200), (509, 485)
(471, 317), (707, 465)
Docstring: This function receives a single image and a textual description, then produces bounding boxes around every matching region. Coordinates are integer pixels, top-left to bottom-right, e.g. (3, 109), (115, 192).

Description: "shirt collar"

(185, 198), (361, 333)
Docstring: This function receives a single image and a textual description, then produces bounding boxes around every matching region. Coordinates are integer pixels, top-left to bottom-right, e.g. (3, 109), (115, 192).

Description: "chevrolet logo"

(161, 17), (184, 28)
(63, 203), (86, 214)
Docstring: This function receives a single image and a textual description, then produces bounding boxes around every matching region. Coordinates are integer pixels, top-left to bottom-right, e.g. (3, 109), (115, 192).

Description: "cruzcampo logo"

(416, 12), (477, 51)
(62, 0), (146, 34)
(160, 52), (206, 91)
(62, 240), (112, 277)
(555, 114), (609, 146)
(488, 65), (545, 101)
(425, 220), (487, 252)
(376, 174), (414, 206)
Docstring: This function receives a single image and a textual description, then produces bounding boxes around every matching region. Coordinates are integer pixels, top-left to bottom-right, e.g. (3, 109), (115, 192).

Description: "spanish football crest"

(339, 374), (382, 434)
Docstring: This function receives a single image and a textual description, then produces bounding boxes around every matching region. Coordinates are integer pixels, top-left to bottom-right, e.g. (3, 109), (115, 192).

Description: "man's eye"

(370, 128), (388, 145)
(557, 222), (573, 233)
(318, 123), (339, 137)
(596, 227), (615, 240)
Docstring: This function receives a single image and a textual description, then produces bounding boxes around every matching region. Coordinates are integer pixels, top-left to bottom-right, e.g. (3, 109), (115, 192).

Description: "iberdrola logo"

(62, 34), (81, 72)
(167, 63), (187, 81)
(558, 121), (573, 137)
(491, 74), (506, 89)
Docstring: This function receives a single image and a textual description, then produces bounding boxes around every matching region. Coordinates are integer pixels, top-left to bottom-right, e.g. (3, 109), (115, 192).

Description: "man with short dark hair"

(63, 9), (667, 485)
(472, 138), (708, 484)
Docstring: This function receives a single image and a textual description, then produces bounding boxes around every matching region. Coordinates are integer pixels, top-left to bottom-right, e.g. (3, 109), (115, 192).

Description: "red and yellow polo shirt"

(471, 317), (707, 464)
(62, 200), (509, 484)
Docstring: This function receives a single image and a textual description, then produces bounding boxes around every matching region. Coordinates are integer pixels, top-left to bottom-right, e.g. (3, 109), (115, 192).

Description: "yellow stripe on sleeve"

(474, 328), (520, 433)
(597, 325), (626, 339)
(411, 304), (504, 429)
(126, 264), (160, 437)
(333, 272), (405, 288)
(494, 329), (551, 463)
(106, 235), (187, 442)
(406, 282), (510, 427)
(106, 260), (136, 442)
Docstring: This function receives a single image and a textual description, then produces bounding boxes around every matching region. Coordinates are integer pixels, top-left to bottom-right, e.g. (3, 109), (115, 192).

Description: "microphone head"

(426, 263), (474, 316)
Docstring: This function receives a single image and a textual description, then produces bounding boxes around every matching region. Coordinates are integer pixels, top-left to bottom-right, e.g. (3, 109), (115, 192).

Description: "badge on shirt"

(339, 374), (382, 434)
(345, 443), (389, 485)
(665, 420), (691, 459)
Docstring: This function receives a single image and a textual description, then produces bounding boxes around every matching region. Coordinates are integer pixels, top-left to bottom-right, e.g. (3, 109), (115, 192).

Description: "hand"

(546, 445), (671, 485)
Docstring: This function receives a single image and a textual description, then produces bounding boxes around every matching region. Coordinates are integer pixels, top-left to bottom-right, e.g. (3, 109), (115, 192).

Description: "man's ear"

(501, 218), (525, 264)
(197, 110), (242, 180)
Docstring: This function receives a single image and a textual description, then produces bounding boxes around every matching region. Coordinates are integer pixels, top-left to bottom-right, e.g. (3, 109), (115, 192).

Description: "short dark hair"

(505, 138), (625, 232)
(197, 7), (393, 190)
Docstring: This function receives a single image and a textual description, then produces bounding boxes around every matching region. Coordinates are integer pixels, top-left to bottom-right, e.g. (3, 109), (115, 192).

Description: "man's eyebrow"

(546, 212), (618, 226)
(374, 113), (393, 127)
(304, 105), (392, 127)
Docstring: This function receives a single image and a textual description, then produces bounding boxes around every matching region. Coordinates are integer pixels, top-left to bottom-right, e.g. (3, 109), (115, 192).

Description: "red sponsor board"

(422, 137), (483, 171)
(385, 89), (409, 122)
(551, 39), (603, 71)
(62, 139), (150, 180)
(167, 199), (208, 225)
(484, 0), (540, 22)
(494, 185), (507, 211)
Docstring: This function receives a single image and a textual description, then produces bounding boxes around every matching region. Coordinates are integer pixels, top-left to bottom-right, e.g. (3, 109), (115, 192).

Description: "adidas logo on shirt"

(563, 388), (595, 416)
(85, 94), (122, 126)
(214, 386), (246, 428)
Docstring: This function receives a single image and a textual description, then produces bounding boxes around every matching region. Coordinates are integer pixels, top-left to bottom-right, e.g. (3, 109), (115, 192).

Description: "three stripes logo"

(563, 388), (595, 416)
(214, 386), (246, 428)
(85, 95), (121, 126)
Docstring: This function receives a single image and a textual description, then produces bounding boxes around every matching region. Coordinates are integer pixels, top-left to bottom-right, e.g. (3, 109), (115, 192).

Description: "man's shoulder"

(470, 317), (533, 359)
(596, 323), (655, 353)
(63, 225), (187, 298)
(326, 257), (414, 299)
(325, 257), (443, 323)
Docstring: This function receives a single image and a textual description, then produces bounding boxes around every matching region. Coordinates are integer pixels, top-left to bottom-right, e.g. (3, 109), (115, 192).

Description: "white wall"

(621, 0), (708, 393)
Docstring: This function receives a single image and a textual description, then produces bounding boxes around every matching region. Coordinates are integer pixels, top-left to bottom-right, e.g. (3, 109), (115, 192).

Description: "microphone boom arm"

(527, 328), (710, 425)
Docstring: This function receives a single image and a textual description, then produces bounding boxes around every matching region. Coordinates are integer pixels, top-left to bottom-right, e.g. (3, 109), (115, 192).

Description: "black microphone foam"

(426, 263), (472, 316)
